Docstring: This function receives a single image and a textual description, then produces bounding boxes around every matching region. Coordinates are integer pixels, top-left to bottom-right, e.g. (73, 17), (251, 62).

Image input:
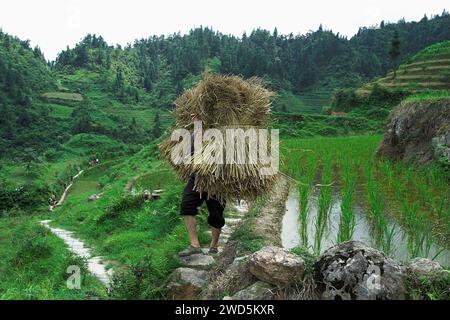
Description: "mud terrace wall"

(377, 98), (450, 165)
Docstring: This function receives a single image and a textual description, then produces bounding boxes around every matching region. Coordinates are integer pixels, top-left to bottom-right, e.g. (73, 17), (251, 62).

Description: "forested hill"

(0, 30), (58, 156)
(55, 11), (450, 93)
(1, 11), (450, 159)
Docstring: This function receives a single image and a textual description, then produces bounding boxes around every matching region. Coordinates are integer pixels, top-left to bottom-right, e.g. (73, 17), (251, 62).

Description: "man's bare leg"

(184, 216), (200, 248)
(210, 226), (221, 249)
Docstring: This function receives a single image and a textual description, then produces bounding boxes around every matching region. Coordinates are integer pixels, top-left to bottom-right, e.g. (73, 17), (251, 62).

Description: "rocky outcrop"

(249, 246), (305, 287)
(377, 99), (450, 164)
(314, 241), (406, 300)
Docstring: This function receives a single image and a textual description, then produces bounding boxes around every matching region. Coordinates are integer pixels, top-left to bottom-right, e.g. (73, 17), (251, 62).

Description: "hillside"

(358, 40), (450, 93)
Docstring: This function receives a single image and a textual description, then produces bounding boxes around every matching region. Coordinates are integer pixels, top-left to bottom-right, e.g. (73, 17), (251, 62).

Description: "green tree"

(389, 31), (401, 79)
(114, 66), (125, 100)
(152, 112), (162, 138)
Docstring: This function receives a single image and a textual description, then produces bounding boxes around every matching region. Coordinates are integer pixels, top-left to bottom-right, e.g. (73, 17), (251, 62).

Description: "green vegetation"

(1, 11), (450, 300)
(356, 40), (450, 97)
(281, 135), (450, 260)
(406, 89), (450, 101)
(337, 158), (356, 243)
(0, 217), (106, 299)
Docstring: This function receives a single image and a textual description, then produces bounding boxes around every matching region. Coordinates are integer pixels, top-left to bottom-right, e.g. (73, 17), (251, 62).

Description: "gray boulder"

(179, 253), (216, 270)
(314, 241), (406, 300)
(227, 281), (275, 300)
(166, 267), (207, 300)
(248, 246), (305, 287)
(408, 258), (444, 276)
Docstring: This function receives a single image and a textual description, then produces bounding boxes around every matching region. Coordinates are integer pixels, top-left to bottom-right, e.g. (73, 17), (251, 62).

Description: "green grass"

(48, 103), (74, 119)
(41, 144), (216, 298)
(0, 216), (106, 299)
(406, 90), (450, 102)
(42, 92), (84, 102)
(359, 41), (450, 94)
(409, 41), (450, 63)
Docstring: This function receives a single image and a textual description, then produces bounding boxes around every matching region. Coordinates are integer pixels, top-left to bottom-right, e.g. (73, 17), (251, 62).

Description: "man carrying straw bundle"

(178, 116), (225, 256)
(160, 73), (277, 257)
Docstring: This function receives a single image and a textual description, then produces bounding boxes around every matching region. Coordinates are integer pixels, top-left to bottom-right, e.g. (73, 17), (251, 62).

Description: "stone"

(166, 267), (208, 300)
(200, 255), (255, 300)
(87, 194), (100, 202)
(248, 246), (305, 287)
(179, 253), (216, 270)
(314, 241), (406, 300)
(408, 258), (443, 276)
(229, 281), (275, 300)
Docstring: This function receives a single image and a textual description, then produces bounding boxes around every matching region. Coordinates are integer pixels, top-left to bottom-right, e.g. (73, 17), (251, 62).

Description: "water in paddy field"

(281, 188), (450, 266)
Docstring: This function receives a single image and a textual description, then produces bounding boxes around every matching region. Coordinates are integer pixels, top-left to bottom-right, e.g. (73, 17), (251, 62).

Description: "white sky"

(1, 0), (449, 61)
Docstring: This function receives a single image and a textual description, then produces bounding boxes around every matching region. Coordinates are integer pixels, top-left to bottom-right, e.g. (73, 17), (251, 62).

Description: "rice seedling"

(337, 159), (356, 243)
(314, 156), (333, 255)
(281, 135), (449, 262)
(299, 154), (317, 246)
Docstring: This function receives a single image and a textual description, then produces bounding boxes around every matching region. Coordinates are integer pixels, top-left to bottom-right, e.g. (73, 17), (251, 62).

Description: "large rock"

(225, 281), (275, 300)
(166, 267), (207, 300)
(377, 99), (450, 164)
(200, 255), (256, 300)
(248, 246), (305, 287)
(179, 253), (215, 270)
(314, 241), (406, 300)
(408, 258), (444, 276)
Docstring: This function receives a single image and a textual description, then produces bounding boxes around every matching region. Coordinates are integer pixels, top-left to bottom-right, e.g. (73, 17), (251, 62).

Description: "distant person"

(143, 189), (151, 201)
(48, 194), (57, 210)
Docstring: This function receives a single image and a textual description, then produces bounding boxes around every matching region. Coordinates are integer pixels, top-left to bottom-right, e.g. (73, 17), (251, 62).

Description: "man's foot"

(208, 247), (219, 255)
(178, 245), (203, 257)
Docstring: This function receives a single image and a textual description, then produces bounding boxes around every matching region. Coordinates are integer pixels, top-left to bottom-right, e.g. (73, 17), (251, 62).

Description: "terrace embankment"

(377, 98), (450, 165)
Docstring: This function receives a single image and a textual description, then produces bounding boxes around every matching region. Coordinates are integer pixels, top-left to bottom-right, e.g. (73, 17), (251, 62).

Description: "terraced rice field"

(359, 41), (450, 94)
(281, 135), (450, 264)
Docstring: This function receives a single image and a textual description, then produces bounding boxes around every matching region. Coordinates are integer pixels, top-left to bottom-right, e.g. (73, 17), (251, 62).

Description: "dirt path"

(50, 170), (84, 210)
(252, 176), (290, 246)
(40, 220), (113, 288)
(43, 168), (113, 288)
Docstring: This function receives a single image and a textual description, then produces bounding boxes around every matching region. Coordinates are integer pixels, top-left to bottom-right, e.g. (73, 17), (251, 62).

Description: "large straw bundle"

(160, 74), (277, 203)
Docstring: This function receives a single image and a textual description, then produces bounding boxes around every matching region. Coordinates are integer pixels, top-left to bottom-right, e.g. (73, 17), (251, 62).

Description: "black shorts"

(180, 176), (226, 229)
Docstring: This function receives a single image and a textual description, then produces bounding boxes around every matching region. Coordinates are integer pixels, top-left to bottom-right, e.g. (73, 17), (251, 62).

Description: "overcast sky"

(1, 0), (449, 61)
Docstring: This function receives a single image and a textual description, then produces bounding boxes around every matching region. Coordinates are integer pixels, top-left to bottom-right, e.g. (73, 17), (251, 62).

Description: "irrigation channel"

(281, 186), (450, 265)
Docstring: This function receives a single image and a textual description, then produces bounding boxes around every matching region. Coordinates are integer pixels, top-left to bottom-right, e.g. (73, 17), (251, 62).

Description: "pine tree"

(114, 66), (124, 96)
(152, 112), (162, 138)
(389, 31), (401, 79)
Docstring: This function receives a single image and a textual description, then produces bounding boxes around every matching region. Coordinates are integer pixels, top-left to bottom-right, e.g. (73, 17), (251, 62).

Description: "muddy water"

(282, 188), (450, 265)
